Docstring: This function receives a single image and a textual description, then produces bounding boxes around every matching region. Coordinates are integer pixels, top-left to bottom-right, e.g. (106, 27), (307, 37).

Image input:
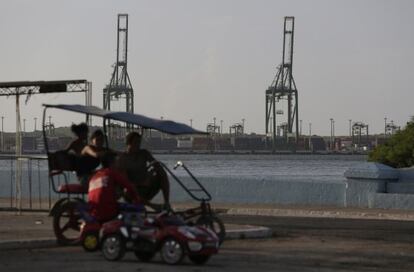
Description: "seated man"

(88, 151), (142, 222)
(116, 132), (170, 209)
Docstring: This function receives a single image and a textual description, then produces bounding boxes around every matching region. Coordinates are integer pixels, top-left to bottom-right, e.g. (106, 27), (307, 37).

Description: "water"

(0, 154), (366, 199)
(155, 154), (366, 182)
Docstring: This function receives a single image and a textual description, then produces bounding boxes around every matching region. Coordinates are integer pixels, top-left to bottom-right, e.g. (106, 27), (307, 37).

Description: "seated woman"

(48, 123), (88, 173)
(66, 123), (89, 155)
(76, 129), (108, 187)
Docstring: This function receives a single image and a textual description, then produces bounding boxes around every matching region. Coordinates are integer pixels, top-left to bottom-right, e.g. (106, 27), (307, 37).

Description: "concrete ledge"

(226, 225), (273, 240)
(0, 238), (56, 250)
(226, 207), (414, 221)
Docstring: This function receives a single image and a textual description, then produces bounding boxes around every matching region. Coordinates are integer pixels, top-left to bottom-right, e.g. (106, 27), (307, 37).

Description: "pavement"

(0, 209), (272, 250)
(2, 202), (414, 250)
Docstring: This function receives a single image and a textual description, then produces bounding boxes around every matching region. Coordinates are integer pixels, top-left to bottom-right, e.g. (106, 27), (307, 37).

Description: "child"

(88, 151), (141, 222)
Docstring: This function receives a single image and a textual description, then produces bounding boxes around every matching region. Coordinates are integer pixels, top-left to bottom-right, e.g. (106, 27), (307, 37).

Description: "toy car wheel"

(196, 215), (226, 245)
(53, 200), (83, 245)
(160, 238), (184, 265)
(188, 255), (211, 265)
(101, 234), (125, 261)
(82, 232), (99, 252)
(134, 251), (156, 262)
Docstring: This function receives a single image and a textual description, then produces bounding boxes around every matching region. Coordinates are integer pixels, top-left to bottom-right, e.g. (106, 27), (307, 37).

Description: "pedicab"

(43, 104), (226, 246)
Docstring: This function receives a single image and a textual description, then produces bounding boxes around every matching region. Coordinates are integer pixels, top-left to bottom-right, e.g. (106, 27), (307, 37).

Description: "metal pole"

(213, 117), (216, 135)
(242, 118), (245, 135)
(1, 116), (3, 152)
(349, 119), (352, 137)
(330, 118), (333, 151)
(15, 94), (22, 213)
(213, 117), (217, 152)
(309, 122), (312, 151)
(34, 117), (37, 132)
(333, 119), (335, 151)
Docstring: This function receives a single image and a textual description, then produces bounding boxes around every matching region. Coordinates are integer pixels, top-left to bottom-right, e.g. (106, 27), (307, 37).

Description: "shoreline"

(0, 150), (369, 156)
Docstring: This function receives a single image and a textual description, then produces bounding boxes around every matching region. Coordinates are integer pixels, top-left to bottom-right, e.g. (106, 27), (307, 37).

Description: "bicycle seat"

(58, 183), (87, 194)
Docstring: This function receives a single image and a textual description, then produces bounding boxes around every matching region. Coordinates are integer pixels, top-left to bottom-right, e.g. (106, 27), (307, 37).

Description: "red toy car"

(100, 210), (220, 265)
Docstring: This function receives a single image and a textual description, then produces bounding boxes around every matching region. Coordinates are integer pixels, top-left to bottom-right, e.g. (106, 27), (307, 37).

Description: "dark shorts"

(136, 177), (161, 201)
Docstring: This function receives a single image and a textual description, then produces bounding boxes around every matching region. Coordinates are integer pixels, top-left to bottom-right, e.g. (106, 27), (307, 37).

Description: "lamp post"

(1, 116), (4, 152)
(330, 118), (333, 151)
(309, 122), (312, 151)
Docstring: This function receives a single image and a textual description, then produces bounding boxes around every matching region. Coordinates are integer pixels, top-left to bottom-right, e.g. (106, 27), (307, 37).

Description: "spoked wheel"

(102, 234), (125, 261)
(53, 200), (83, 245)
(196, 215), (226, 245)
(188, 255), (211, 265)
(160, 238), (185, 265)
(134, 251), (156, 262)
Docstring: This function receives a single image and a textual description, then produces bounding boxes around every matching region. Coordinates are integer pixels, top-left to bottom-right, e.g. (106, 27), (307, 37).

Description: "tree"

(369, 122), (414, 168)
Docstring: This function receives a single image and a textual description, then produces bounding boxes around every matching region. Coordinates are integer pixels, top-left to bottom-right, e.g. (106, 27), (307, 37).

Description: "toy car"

(100, 210), (220, 265)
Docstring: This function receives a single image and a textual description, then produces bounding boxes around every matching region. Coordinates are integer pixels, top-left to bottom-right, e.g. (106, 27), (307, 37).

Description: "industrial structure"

(385, 120), (400, 136)
(103, 14), (134, 115)
(265, 16), (299, 152)
(229, 123), (244, 136)
(0, 79), (91, 211)
(352, 122), (369, 150)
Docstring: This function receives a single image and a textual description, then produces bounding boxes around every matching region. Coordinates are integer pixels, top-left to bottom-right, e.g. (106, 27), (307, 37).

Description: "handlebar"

(173, 161), (183, 170)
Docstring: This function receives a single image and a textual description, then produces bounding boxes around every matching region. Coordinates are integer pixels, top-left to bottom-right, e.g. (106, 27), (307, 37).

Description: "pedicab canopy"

(43, 104), (207, 135)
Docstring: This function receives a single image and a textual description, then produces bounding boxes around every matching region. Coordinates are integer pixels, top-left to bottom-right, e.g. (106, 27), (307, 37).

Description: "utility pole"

(309, 122), (312, 151)
(1, 116), (3, 152)
(213, 117), (217, 151)
(330, 118), (333, 151)
(242, 118), (245, 135)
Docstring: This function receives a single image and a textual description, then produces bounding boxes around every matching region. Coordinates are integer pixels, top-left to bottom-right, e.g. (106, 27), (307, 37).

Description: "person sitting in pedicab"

(65, 123), (89, 155)
(116, 132), (171, 210)
(88, 151), (142, 222)
(76, 129), (109, 188)
(48, 122), (89, 173)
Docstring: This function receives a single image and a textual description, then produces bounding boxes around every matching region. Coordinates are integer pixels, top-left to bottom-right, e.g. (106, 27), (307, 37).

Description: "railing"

(0, 154), (76, 212)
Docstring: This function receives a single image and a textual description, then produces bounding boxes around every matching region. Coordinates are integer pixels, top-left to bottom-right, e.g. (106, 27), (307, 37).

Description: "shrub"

(368, 122), (414, 168)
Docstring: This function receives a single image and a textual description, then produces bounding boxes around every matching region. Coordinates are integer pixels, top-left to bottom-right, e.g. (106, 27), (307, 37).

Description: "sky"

(0, 0), (413, 136)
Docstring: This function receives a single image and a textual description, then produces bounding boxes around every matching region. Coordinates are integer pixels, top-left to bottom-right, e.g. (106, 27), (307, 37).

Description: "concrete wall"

(166, 163), (414, 211)
(168, 177), (346, 207)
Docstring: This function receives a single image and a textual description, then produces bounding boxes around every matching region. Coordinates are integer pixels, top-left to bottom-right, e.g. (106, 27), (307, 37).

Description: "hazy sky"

(0, 0), (413, 136)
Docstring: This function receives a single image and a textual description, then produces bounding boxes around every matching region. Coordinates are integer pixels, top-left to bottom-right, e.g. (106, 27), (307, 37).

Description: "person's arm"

(81, 145), (104, 158)
(111, 171), (142, 204)
(64, 140), (76, 153)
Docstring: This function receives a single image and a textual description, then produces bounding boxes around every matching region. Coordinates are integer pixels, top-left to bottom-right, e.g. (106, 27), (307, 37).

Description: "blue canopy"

(43, 104), (206, 135)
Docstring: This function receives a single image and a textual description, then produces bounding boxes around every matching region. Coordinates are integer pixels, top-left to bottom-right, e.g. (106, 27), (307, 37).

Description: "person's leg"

(157, 167), (170, 205)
